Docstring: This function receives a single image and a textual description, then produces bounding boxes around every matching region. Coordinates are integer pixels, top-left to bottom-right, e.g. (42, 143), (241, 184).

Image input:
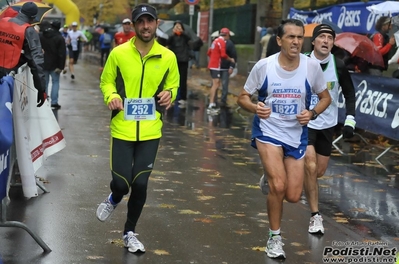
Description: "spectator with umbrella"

(369, 16), (396, 76)
(166, 20), (192, 107)
(334, 32), (386, 74)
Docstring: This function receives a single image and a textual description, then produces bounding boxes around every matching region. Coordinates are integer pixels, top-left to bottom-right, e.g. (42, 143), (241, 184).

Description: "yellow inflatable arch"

(44, 0), (80, 26)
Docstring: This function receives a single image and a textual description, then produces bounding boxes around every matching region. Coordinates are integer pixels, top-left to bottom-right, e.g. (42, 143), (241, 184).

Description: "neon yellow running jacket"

(100, 37), (179, 141)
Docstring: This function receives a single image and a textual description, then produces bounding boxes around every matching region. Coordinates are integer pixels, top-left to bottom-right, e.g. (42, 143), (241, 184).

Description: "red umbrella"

(334, 32), (384, 68)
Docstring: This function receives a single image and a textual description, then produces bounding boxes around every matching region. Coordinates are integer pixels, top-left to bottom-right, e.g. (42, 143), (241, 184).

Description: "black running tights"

(109, 137), (160, 233)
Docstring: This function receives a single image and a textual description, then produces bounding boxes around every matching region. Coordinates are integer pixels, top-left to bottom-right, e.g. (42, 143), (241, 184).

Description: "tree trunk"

(282, 0), (294, 20)
(254, 0), (268, 60)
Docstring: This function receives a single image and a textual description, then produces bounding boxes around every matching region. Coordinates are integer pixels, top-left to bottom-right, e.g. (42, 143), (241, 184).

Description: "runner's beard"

(137, 31), (156, 43)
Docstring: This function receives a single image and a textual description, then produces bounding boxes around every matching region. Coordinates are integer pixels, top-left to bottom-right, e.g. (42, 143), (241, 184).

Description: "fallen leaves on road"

(352, 178), (368, 183)
(295, 250), (310, 255)
(234, 230), (251, 235)
(354, 218), (374, 222)
(251, 246), (265, 251)
(109, 239), (124, 247)
(86, 256), (104, 260)
(350, 208), (367, 213)
(197, 195), (215, 201)
(152, 249), (170, 255)
(194, 218), (213, 223)
(207, 214), (226, 219)
(333, 216), (349, 223)
(178, 209), (201, 214)
(158, 203), (176, 208)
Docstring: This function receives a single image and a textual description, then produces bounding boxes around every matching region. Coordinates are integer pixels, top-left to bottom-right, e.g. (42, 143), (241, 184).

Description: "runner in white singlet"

(237, 19), (332, 260)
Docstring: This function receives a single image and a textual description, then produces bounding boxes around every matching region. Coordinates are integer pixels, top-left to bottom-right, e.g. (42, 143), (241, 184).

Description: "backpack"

(192, 38), (203, 51)
(103, 33), (111, 45)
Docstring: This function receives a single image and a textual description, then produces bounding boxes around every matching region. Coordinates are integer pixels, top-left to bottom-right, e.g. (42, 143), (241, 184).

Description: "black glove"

(37, 91), (46, 107)
(342, 115), (356, 138)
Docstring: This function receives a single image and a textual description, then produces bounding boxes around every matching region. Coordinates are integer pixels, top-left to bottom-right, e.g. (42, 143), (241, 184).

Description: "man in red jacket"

(207, 28), (235, 113)
(114, 18), (135, 47)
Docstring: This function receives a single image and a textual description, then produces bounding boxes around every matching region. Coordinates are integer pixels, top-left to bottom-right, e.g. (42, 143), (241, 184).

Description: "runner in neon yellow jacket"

(100, 35), (179, 141)
(97, 4), (180, 253)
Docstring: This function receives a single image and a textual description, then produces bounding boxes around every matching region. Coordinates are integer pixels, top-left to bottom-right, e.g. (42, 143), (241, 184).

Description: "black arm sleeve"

(23, 26), (46, 93)
(335, 57), (356, 117)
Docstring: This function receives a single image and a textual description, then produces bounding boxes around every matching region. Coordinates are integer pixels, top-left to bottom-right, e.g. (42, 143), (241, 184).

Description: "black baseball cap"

(131, 4), (157, 23)
(20, 2), (38, 19)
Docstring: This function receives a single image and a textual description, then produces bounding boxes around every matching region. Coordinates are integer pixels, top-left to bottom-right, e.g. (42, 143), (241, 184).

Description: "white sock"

(269, 228), (281, 238)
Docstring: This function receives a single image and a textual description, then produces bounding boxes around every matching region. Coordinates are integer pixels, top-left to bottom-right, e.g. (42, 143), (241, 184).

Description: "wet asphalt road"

(0, 53), (398, 264)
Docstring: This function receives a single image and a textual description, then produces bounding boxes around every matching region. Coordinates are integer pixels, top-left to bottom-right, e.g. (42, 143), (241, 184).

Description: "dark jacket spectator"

(266, 34), (280, 57)
(221, 39), (237, 70)
(39, 21), (66, 71)
(166, 21), (192, 103)
(166, 22), (192, 62)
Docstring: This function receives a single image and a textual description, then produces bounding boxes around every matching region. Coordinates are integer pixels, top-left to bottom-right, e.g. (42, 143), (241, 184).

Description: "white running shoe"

(124, 231), (145, 253)
(96, 194), (117, 222)
(207, 104), (220, 114)
(265, 236), (286, 259)
(259, 174), (268, 195)
(308, 214), (325, 234)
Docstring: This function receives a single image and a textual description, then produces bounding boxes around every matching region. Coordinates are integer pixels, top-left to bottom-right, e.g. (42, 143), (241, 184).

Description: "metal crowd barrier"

(0, 71), (51, 253)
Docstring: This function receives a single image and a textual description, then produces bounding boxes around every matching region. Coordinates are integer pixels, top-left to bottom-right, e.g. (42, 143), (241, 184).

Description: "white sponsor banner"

(13, 65), (66, 198)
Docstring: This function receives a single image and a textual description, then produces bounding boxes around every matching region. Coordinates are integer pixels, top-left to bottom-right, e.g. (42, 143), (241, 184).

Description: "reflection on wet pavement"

(165, 89), (399, 245)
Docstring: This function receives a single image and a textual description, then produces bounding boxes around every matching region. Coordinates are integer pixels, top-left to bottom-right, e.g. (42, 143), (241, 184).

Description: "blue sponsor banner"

(0, 76), (14, 154)
(289, 1), (392, 35)
(0, 76), (14, 201)
(337, 73), (399, 141)
(0, 151), (10, 201)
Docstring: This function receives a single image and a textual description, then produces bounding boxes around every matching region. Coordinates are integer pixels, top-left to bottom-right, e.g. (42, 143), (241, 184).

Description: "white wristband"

(344, 115), (356, 128)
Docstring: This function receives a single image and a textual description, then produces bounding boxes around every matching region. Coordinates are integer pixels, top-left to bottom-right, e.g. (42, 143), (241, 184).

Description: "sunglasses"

(123, 23), (131, 25)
